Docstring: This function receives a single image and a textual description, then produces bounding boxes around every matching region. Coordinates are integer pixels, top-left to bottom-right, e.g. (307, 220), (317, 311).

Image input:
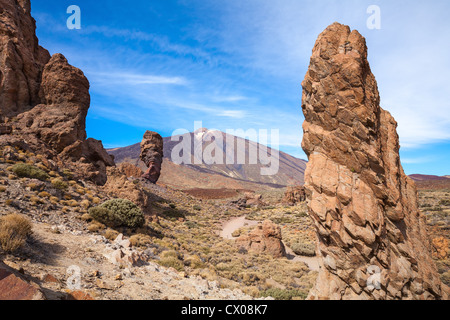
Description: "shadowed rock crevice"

(301, 22), (448, 300)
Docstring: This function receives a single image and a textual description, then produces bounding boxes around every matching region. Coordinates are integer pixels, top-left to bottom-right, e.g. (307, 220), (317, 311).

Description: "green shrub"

(260, 288), (308, 300)
(290, 242), (316, 257)
(89, 199), (145, 229)
(193, 205), (202, 211)
(11, 163), (49, 181)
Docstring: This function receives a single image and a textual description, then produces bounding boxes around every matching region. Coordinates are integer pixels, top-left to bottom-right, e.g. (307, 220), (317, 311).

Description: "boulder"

(236, 220), (286, 258)
(230, 192), (265, 209)
(0, 262), (45, 300)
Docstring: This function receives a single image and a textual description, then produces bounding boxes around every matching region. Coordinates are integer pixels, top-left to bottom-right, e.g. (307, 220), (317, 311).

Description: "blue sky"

(30, 0), (450, 175)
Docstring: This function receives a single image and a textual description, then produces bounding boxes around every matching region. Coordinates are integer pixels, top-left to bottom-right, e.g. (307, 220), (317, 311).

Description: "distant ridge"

(409, 174), (450, 181)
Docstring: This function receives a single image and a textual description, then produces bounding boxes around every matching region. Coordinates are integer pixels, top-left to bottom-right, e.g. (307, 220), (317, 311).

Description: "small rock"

(65, 290), (95, 301)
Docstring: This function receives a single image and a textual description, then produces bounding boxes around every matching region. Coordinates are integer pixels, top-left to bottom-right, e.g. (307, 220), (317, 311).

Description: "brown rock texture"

(282, 186), (306, 206)
(119, 162), (143, 179)
(0, 0), (50, 116)
(301, 23), (447, 300)
(0, 0), (113, 185)
(432, 237), (449, 260)
(236, 220), (286, 258)
(65, 290), (95, 301)
(230, 192), (266, 209)
(0, 263), (45, 300)
(140, 131), (163, 184)
(103, 167), (153, 216)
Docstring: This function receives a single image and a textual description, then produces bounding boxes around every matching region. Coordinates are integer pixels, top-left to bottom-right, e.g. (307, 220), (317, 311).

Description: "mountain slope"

(410, 174), (450, 181)
(108, 130), (307, 190)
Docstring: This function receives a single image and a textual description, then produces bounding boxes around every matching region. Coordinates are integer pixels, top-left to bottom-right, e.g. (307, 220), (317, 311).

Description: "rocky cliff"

(0, 0), (113, 185)
(302, 23), (447, 300)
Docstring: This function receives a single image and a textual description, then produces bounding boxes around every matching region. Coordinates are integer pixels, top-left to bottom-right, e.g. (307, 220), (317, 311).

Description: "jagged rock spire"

(302, 22), (447, 300)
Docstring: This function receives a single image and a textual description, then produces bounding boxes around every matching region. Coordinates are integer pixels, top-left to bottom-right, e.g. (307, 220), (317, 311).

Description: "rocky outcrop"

(103, 167), (152, 215)
(0, 0), (113, 185)
(0, 0), (50, 116)
(301, 23), (447, 300)
(119, 162), (143, 179)
(140, 131), (163, 184)
(0, 262), (45, 300)
(230, 192), (265, 209)
(282, 186), (306, 206)
(236, 220), (286, 258)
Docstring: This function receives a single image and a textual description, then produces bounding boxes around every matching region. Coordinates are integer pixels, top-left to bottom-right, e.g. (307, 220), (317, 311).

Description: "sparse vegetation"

(260, 288), (308, 300)
(130, 233), (152, 247)
(51, 178), (68, 190)
(159, 255), (184, 272)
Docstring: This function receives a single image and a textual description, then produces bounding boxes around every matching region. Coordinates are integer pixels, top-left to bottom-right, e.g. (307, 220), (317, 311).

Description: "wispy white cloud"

(32, 0), (450, 164)
(198, 0), (450, 149)
(218, 110), (247, 118)
(90, 72), (187, 86)
(401, 156), (437, 165)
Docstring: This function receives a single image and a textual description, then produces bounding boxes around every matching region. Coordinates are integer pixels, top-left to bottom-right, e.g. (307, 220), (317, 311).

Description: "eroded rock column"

(301, 23), (447, 300)
(140, 131), (163, 184)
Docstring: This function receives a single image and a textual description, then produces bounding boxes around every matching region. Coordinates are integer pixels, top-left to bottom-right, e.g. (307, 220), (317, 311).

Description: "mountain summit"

(108, 129), (307, 190)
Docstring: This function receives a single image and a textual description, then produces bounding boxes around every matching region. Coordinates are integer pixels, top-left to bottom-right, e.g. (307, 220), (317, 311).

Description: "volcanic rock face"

(301, 23), (447, 300)
(0, 0), (50, 116)
(236, 220), (286, 259)
(140, 131), (163, 184)
(0, 0), (113, 185)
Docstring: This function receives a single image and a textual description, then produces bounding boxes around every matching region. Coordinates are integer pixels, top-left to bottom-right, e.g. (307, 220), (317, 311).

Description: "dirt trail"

(220, 216), (320, 272)
(220, 216), (259, 239)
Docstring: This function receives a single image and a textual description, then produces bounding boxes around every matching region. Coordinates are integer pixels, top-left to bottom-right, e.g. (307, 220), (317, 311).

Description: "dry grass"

(0, 214), (33, 253)
(129, 233), (152, 247)
(104, 228), (120, 241)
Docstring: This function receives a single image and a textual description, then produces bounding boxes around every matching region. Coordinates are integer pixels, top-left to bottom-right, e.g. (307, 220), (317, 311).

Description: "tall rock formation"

(0, 0), (114, 184)
(0, 0), (50, 116)
(140, 131), (163, 184)
(301, 23), (447, 300)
